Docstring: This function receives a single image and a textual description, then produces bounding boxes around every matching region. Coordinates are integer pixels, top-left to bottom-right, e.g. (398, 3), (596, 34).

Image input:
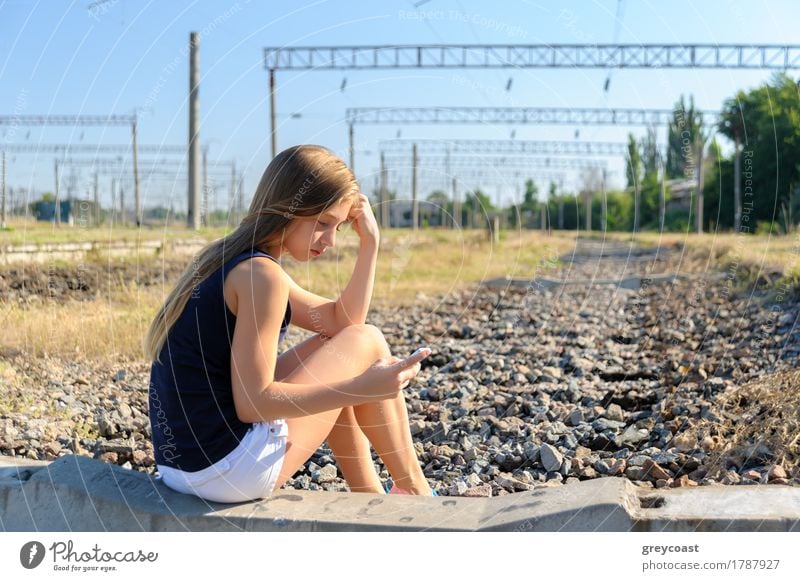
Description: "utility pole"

(111, 178), (116, 225)
(188, 31), (201, 230)
(93, 171), (99, 225)
(54, 159), (61, 226)
(238, 174), (244, 220)
(230, 162), (237, 224)
(379, 152), (388, 228)
(269, 68), (277, 158)
(696, 141), (705, 234)
(659, 155), (666, 232)
(584, 190), (591, 232)
(202, 147), (208, 227)
(120, 183), (126, 226)
(452, 176), (460, 229)
(733, 134), (741, 232)
(1, 151), (6, 229)
(348, 123), (355, 174)
(411, 143), (418, 231)
(601, 169), (607, 233)
(131, 117), (140, 226)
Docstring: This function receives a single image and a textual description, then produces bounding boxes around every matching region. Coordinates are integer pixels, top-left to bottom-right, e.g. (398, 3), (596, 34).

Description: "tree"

(426, 190), (449, 206)
(641, 127), (659, 178)
(507, 180), (537, 228)
(522, 179), (538, 212)
(464, 189), (494, 228)
(626, 133), (642, 189)
(639, 128), (662, 229)
(706, 73), (800, 232)
(666, 95), (705, 180)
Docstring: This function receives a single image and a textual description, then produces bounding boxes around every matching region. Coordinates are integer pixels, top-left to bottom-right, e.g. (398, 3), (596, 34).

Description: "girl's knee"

(334, 323), (389, 354)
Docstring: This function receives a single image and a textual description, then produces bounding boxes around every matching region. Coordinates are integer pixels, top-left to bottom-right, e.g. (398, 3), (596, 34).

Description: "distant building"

(388, 200), (447, 228)
(31, 199), (98, 225)
(664, 178), (698, 213)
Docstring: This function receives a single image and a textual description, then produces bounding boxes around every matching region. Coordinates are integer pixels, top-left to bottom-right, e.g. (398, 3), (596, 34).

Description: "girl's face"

(281, 199), (354, 261)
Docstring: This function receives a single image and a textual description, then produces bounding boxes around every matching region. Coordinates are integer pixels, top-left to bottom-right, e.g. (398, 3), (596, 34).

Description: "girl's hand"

(348, 193), (380, 247)
(355, 348), (431, 399)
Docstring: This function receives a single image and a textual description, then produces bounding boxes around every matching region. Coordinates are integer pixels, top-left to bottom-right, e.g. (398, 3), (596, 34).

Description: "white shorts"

(156, 418), (289, 503)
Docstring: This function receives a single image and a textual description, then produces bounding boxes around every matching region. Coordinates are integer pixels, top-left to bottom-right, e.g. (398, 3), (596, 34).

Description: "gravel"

(2, 239), (799, 496)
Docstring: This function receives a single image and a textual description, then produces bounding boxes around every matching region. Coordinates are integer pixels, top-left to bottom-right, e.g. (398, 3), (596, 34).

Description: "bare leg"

(334, 326), (431, 494)
(350, 340), (432, 495)
(271, 324), (428, 494)
(325, 406), (383, 493)
(274, 331), (382, 493)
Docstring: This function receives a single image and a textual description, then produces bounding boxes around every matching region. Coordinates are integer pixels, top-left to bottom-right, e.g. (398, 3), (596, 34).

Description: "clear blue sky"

(1, 0), (798, 209)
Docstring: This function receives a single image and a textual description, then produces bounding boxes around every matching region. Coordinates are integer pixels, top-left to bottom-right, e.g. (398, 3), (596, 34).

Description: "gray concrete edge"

(1, 455), (798, 532)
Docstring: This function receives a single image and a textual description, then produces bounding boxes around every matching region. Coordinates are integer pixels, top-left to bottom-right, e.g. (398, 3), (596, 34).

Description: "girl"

(144, 145), (435, 503)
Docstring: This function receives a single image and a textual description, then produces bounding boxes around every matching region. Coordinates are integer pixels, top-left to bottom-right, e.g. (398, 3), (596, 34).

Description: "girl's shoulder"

(224, 253), (289, 317)
(225, 251), (287, 287)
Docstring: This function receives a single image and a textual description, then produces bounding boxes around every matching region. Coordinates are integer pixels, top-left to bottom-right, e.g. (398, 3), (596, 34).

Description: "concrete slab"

(1, 455), (799, 532)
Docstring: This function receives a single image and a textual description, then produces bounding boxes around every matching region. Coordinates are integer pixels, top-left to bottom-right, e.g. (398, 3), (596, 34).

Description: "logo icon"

(20, 541), (46, 569)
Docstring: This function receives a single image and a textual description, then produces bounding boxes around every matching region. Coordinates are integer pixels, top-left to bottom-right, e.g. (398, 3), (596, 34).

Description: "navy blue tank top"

(148, 249), (291, 472)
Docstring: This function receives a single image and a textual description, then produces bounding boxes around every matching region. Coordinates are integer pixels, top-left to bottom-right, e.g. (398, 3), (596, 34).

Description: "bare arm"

(333, 240), (379, 328)
(333, 193), (381, 329)
(229, 257), (393, 423)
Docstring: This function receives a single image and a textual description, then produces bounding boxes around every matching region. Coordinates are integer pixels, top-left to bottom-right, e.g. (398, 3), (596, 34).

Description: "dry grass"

(687, 369), (800, 478)
(295, 228), (575, 306)
(1, 228), (575, 360)
(0, 286), (160, 364)
(593, 230), (800, 277)
(1, 217), (233, 247)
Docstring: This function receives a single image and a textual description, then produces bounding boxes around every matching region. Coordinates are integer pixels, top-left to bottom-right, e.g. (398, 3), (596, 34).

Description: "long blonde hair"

(144, 144), (360, 363)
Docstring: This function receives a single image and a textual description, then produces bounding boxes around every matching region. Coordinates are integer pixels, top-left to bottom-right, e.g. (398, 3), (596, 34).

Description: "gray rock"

(567, 409), (584, 427)
(539, 443), (563, 472)
(617, 425), (649, 445)
(95, 438), (135, 455)
(604, 403), (625, 422)
(592, 418), (626, 432)
(448, 480), (469, 496)
(495, 472), (532, 492)
(523, 441), (540, 462)
(312, 464), (338, 483)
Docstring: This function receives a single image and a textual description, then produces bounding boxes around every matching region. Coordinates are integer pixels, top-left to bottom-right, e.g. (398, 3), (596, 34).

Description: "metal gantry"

(0, 143), (188, 154)
(0, 114), (143, 225)
(264, 44), (800, 71)
(347, 106), (719, 126)
(353, 106), (708, 233)
(52, 156), (239, 226)
(262, 42), (769, 162)
(383, 155), (608, 170)
(379, 139), (629, 156)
